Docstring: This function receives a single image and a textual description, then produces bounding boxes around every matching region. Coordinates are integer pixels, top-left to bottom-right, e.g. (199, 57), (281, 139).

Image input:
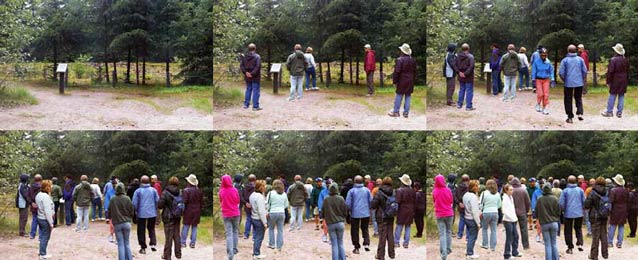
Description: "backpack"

(591, 190), (610, 220)
(379, 190), (399, 218)
(166, 191), (185, 219)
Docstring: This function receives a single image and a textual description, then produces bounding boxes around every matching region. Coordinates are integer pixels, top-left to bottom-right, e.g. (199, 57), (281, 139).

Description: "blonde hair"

(486, 179), (498, 194)
(41, 180), (52, 194)
(273, 179), (284, 194)
(469, 180), (480, 194)
(255, 180), (266, 194)
(169, 176), (179, 186)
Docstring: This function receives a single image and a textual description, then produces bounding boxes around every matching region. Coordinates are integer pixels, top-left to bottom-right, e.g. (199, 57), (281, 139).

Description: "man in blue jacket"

(346, 175), (373, 254)
(132, 175), (160, 254)
(559, 175), (586, 254)
(559, 45), (588, 124)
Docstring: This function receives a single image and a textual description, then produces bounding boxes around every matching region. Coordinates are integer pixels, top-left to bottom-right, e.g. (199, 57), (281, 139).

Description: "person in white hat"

(389, 44), (417, 118)
(364, 44), (376, 96)
(394, 174), (416, 248)
(608, 174), (629, 248)
(182, 174), (203, 248)
(601, 43), (629, 118)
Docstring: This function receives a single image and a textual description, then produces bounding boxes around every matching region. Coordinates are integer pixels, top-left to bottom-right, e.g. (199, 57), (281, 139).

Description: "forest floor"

(428, 84), (638, 130)
(213, 80), (426, 130)
(212, 214), (426, 259)
(0, 81), (213, 130)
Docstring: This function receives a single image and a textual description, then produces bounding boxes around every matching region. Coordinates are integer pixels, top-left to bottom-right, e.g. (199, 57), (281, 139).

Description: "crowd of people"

(433, 173), (638, 260)
(16, 173), (203, 260)
(218, 173), (425, 260)
(239, 42), (418, 118)
(442, 42), (629, 123)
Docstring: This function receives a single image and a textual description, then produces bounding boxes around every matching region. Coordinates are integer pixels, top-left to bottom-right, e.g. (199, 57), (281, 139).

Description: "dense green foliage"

(213, 0), (426, 86)
(427, 131), (638, 184)
(0, 131), (212, 215)
(213, 131), (426, 188)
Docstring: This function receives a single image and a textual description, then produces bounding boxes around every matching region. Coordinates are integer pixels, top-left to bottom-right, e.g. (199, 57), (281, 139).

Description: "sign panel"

(270, 63), (281, 73)
(56, 63), (68, 73)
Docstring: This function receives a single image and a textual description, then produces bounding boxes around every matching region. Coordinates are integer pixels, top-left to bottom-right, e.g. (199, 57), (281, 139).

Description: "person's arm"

(251, 55), (261, 76)
(581, 59), (588, 83)
(499, 54), (506, 68)
(466, 55), (475, 76)
(286, 55), (292, 71)
(45, 196), (54, 227)
(132, 191), (139, 212)
(393, 58), (402, 85)
(559, 60), (566, 81)
(550, 63), (556, 82)
(559, 191), (565, 211)
(158, 191), (166, 209)
(345, 190), (352, 210)
(240, 55), (246, 74)
(606, 59), (614, 86)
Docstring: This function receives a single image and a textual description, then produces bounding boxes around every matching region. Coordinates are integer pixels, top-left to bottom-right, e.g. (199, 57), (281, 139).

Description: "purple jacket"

(606, 55), (629, 95)
(392, 54), (417, 95)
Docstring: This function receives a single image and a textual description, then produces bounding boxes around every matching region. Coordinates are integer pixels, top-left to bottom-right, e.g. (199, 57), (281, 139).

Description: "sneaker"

(151, 246), (157, 252)
(403, 244), (409, 249)
(353, 248), (360, 254)
(566, 118), (573, 124)
(579, 246), (584, 251)
(466, 107), (476, 111)
(395, 243), (400, 248)
(287, 97), (295, 102)
(480, 245), (489, 249)
(190, 244), (195, 249)
(601, 112), (613, 117)
(566, 248), (573, 254)
(365, 246), (370, 251)
(457, 105), (462, 109)
(322, 235), (328, 243)
(253, 255), (267, 259)
(39, 255), (52, 260)
(139, 248), (146, 254)
(108, 235), (114, 243)
(366, 94), (373, 97)
(243, 106), (249, 109)
(403, 112), (409, 118)
(617, 112), (623, 118)
(578, 115), (584, 121)
(513, 253), (524, 257)
(315, 226), (319, 230)
(181, 244), (187, 248)
(466, 255), (480, 259)
(388, 112), (400, 117)
(542, 108), (549, 115)
(536, 235), (541, 243)
(535, 104), (541, 112)
(314, 87), (320, 90)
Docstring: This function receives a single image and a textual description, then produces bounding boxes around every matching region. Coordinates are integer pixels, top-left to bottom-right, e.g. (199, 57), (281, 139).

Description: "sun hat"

(185, 174), (199, 186)
(612, 43), (625, 56)
(613, 174), (625, 186)
(399, 43), (412, 55)
(578, 44), (585, 49)
(399, 174), (412, 186)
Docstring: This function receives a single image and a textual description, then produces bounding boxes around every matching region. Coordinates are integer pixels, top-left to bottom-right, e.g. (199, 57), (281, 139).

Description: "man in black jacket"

(241, 174), (256, 239)
(240, 43), (262, 111)
(443, 44), (457, 106)
(16, 174), (30, 237)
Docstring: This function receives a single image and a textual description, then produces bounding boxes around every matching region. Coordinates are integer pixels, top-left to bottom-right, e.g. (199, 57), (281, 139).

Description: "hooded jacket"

(27, 181), (41, 213)
(371, 184), (395, 222)
(584, 184), (608, 223)
(104, 181), (117, 213)
(109, 183), (134, 225)
(159, 184), (180, 222)
(323, 183), (348, 224)
(432, 175), (454, 218)
(365, 50), (376, 73)
(559, 53), (588, 88)
(311, 183), (324, 207)
(535, 184), (561, 224)
(606, 54), (629, 95)
(286, 50), (308, 76)
(132, 183), (159, 218)
(241, 182), (255, 213)
(345, 183), (372, 218)
(63, 179), (75, 202)
(240, 51), (261, 82)
(559, 184), (585, 218)
(73, 181), (93, 207)
(454, 181), (469, 213)
(502, 192), (517, 223)
(455, 51), (475, 83)
(288, 180), (308, 207)
(396, 184), (416, 225)
(16, 174), (29, 209)
(443, 44), (457, 78)
(499, 50), (521, 76)
(489, 48), (501, 72)
(219, 175), (240, 218)
(510, 178), (531, 216)
(531, 56), (555, 81)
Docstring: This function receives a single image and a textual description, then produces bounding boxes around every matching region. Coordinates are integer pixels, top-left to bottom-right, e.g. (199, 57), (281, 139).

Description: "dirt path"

(214, 87), (426, 130)
(426, 220), (638, 259)
(0, 85), (212, 130)
(428, 89), (638, 130)
(213, 218), (426, 259)
(0, 220), (213, 260)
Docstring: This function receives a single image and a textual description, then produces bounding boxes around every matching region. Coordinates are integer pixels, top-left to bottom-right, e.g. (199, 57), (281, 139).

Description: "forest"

(427, 131), (638, 184)
(0, 131), (213, 215)
(427, 0), (638, 84)
(0, 0), (213, 86)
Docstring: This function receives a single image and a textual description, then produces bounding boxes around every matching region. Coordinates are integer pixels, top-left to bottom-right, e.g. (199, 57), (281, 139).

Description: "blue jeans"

(492, 70), (501, 95)
(243, 211), (253, 238)
(328, 222), (346, 260)
(465, 218), (478, 256)
(608, 224), (624, 246)
(457, 214), (466, 238)
(252, 218), (265, 256)
(542, 222), (559, 260)
(584, 210), (591, 235)
(304, 199), (312, 220)
(290, 206), (303, 230)
(503, 221), (519, 259)
(305, 67), (316, 89)
(115, 222), (133, 260)
(606, 94), (624, 113)
(481, 212), (498, 250)
(518, 67), (529, 89)
(65, 201), (75, 225)
(289, 75), (304, 99)
(91, 197), (103, 220)
(371, 209), (378, 234)
(394, 223), (411, 245)
(458, 82), (474, 109)
(37, 218), (51, 256)
(244, 81), (260, 108)
(437, 216), (453, 260)
(223, 216), (239, 260)
(181, 224), (198, 246)
(76, 206), (89, 230)
(503, 75), (517, 99)
(30, 212), (39, 238)
(268, 212), (285, 249)
(392, 94), (411, 114)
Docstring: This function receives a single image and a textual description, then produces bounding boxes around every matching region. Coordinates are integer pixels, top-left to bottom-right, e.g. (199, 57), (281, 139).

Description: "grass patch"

(0, 86), (38, 107)
(197, 216), (214, 245)
(213, 83), (244, 108)
(187, 98), (213, 113)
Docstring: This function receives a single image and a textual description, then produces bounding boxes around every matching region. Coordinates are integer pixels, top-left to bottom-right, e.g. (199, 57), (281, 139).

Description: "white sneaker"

(535, 104), (541, 112)
(536, 235), (541, 243)
(287, 97), (295, 102)
(466, 255), (480, 259)
(39, 255), (52, 259)
(322, 234), (328, 243)
(253, 254), (267, 259)
(542, 108), (549, 115)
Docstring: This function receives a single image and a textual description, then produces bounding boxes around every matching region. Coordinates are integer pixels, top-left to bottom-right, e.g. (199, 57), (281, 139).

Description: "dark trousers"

(590, 220), (608, 260)
(564, 86), (584, 119)
(628, 210), (637, 237)
(18, 207), (28, 235)
(415, 210), (425, 237)
(504, 221), (520, 259)
(65, 200), (75, 225)
(137, 217), (157, 249)
(351, 217), (370, 249)
(516, 214), (529, 249)
(564, 217), (583, 249)
(366, 71), (375, 94)
(376, 220), (395, 260)
(446, 77), (455, 104)
(163, 218), (182, 260)
(53, 201), (59, 226)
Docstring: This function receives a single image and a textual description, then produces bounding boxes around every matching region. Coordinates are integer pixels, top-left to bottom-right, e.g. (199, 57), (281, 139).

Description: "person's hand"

(459, 72), (465, 78)
(50, 224), (54, 229)
(245, 72), (252, 78)
(245, 202), (252, 209)
(551, 81), (556, 88)
(266, 213), (270, 219)
(459, 202), (464, 209)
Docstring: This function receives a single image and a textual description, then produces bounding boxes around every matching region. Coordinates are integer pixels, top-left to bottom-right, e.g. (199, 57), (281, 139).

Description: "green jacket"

(499, 50), (522, 76)
(51, 184), (62, 202)
(286, 50), (308, 76)
(73, 181), (93, 207)
(311, 183), (324, 207)
(535, 185), (561, 224)
(287, 181), (308, 207)
(321, 183), (347, 224)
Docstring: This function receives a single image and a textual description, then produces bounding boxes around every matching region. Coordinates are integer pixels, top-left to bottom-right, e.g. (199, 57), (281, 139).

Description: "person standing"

(104, 176), (118, 243)
(510, 177), (531, 249)
(395, 174), (416, 248)
(323, 182), (348, 260)
(628, 183), (638, 238)
(499, 44), (521, 101)
(536, 184), (561, 260)
(517, 47), (531, 91)
(414, 182), (425, 238)
(578, 44), (590, 94)
(432, 175), (454, 260)
(443, 44), (457, 105)
(132, 175), (160, 254)
(389, 43), (417, 118)
(265, 179), (288, 252)
(455, 43), (476, 111)
(219, 175), (241, 260)
(159, 177), (182, 260)
(345, 175), (372, 254)
(286, 44), (308, 102)
(240, 43), (262, 111)
(364, 44), (376, 96)
(250, 180), (269, 259)
(463, 180), (482, 259)
(531, 48), (555, 115)
(502, 184), (522, 259)
(304, 178), (314, 222)
(50, 177), (62, 227)
(489, 44), (502, 96)
(454, 175), (470, 239)
(16, 174), (29, 237)
(151, 175), (162, 225)
(559, 175), (586, 254)
(559, 44), (588, 124)
(530, 45), (543, 92)
(109, 183), (135, 260)
(90, 178), (104, 221)
(28, 174), (42, 239)
(585, 177), (609, 260)
(241, 174), (257, 239)
(304, 47), (318, 91)
(287, 175), (307, 231)
(182, 174), (203, 248)
(371, 178), (383, 237)
(479, 179), (501, 251)
(35, 180), (54, 260)
(608, 174), (629, 248)
(73, 175), (92, 232)
(372, 177), (396, 260)
(311, 178), (324, 231)
(601, 43), (628, 118)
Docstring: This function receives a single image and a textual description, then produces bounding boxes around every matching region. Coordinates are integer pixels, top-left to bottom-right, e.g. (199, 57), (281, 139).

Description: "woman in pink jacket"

(432, 174), (454, 260)
(219, 175), (241, 260)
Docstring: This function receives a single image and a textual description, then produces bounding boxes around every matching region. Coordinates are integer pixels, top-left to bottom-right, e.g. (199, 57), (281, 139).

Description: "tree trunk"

(349, 56), (353, 85)
(379, 54), (384, 88)
(142, 57), (146, 85)
(326, 61), (332, 87)
(52, 44), (58, 81)
(592, 52), (597, 87)
(339, 48), (345, 83)
(125, 49), (131, 84)
(356, 55), (360, 86)
(105, 60), (110, 83)
(554, 49), (559, 82)
(165, 49), (171, 87)
(113, 60), (118, 84)
(135, 57), (139, 85)
(267, 46), (272, 81)
(318, 60), (324, 83)
(480, 41), (485, 81)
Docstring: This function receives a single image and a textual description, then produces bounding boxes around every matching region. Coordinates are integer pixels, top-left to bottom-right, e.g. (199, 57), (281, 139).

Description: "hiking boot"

(353, 248), (360, 254)
(388, 112), (400, 117)
(403, 244), (409, 249)
(578, 246), (584, 251)
(566, 118), (573, 124)
(364, 246), (370, 251)
(601, 112), (613, 117)
(190, 244), (195, 249)
(617, 112), (622, 118)
(139, 248), (146, 254)
(394, 243), (400, 248)
(566, 248), (573, 254)
(457, 105), (462, 109)
(252, 107), (263, 111)
(578, 115), (584, 121)
(403, 112), (409, 118)
(465, 107), (476, 111)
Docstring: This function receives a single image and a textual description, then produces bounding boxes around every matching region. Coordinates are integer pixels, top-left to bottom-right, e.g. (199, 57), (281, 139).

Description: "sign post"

(56, 63), (68, 94)
(483, 63), (492, 94)
(270, 63), (282, 94)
